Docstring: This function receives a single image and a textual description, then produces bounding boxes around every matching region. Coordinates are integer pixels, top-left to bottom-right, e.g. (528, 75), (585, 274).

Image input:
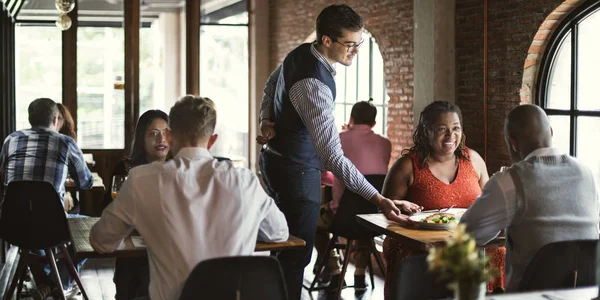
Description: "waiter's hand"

(393, 200), (423, 214)
(256, 119), (276, 145)
(371, 193), (422, 224)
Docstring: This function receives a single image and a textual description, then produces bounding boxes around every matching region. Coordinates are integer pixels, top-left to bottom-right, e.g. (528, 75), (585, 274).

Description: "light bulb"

(55, 0), (75, 13)
(56, 13), (72, 31)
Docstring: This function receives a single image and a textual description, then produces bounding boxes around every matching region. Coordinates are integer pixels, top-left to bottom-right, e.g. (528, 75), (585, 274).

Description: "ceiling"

(17, 0), (244, 23)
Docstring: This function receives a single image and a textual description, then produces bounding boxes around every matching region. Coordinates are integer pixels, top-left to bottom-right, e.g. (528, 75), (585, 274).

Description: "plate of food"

(409, 208), (467, 230)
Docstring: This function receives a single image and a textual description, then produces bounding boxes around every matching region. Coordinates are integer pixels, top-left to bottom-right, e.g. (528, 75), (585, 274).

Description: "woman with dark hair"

(57, 103), (77, 140)
(57, 103), (80, 214)
(104, 109), (169, 300)
(381, 101), (505, 298)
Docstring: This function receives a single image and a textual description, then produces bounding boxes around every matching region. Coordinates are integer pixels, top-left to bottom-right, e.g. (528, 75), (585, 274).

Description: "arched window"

(334, 31), (388, 136)
(537, 0), (600, 182)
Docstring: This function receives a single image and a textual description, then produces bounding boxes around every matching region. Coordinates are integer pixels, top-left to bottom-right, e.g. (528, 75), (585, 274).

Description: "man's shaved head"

(504, 104), (553, 162)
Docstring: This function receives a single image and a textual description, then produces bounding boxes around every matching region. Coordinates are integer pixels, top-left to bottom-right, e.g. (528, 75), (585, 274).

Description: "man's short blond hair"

(169, 95), (217, 142)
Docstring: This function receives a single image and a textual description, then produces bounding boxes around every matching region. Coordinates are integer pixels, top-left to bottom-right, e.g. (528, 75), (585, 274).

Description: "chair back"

(389, 255), (452, 300)
(518, 239), (600, 291)
(0, 181), (70, 249)
(179, 256), (288, 300)
(329, 174), (385, 239)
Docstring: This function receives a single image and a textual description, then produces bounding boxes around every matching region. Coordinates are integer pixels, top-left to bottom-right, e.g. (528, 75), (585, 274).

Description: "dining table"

(356, 213), (505, 251)
(68, 217), (306, 260)
(65, 172), (105, 217)
(484, 286), (598, 299)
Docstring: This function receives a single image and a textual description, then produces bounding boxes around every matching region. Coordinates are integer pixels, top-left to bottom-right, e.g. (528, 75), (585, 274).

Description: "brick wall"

(268, 0), (582, 171)
(456, 0), (582, 173)
(268, 0), (414, 160)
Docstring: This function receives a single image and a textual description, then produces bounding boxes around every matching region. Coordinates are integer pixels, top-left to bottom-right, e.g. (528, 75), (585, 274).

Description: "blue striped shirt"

(0, 128), (94, 203)
(260, 43), (378, 201)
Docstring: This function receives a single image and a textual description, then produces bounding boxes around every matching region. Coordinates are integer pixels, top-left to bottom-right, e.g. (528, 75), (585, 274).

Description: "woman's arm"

(469, 149), (489, 188)
(382, 156), (415, 212)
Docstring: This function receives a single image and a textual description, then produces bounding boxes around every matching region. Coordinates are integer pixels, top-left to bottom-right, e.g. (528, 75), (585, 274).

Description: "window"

(334, 31), (388, 136)
(77, 27), (125, 149)
(199, 1), (249, 165)
(139, 20), (167, 116)
(15, 25), (62, 130)
(538, 1), (600, 185)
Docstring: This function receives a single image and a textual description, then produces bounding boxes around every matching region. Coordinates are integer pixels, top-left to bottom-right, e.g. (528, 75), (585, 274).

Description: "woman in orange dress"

(382, 101), (505, 299)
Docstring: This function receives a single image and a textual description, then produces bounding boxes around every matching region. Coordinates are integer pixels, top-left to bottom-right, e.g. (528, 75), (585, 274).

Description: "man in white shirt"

(90, 95), (289, 300)
(461, 104), (599, 291)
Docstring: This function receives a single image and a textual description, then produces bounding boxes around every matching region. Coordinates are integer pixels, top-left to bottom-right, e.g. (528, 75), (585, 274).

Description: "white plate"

(408, 208), (467, 230)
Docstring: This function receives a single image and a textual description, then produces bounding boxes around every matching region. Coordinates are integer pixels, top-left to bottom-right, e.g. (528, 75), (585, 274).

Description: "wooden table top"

(65, 172), (105, 190)
(69, 217), (305, 260)
(484, 286), (598, 299)
(357, 213), (504, 251)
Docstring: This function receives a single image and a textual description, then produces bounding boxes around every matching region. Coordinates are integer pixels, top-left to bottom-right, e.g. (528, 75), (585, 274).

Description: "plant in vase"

(427, 224), (496, 300)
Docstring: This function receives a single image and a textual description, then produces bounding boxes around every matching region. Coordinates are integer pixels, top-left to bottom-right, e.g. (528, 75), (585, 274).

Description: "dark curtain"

(0, 4), (15, 264)
(0, 5), (15, 141)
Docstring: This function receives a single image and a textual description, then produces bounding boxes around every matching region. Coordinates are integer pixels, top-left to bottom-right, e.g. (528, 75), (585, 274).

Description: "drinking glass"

(111, 175), (127, 200)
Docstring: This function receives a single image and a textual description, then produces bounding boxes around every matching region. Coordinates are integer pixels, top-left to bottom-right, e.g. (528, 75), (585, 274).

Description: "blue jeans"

(259, 150), (321, 300)
(32, 214), (87, 290)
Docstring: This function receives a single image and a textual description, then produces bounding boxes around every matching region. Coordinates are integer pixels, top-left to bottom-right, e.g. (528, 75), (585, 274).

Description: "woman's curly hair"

(402, 101), (469, 168)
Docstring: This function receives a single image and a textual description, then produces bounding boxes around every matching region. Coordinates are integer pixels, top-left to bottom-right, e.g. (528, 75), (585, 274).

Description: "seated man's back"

(90, 96), (289, 300)
(504, 153), (599, 290)
(461, 104), (600, 291)
(0, 98), (93, 204)
(331, 101), (391, 212)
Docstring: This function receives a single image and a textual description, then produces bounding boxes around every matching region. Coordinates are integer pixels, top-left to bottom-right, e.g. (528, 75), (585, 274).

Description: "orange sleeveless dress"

(382, 151), (505, 299)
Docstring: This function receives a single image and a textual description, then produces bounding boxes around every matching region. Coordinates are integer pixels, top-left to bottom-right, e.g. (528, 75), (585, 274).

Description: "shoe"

(64, 282), (82, 299)
(31, 284), (53, 300)
(317, 271), (331, 286)
(325, 274), (347, 294)
(354, 274), (369, 292)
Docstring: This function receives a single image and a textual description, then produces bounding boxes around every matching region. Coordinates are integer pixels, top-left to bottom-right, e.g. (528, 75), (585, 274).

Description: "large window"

(199, 2), (249, 164)
(15, 26), (62, 130)
(334, 31), (388, 136)
(77, 27), (125, 149)
(538, 1), (600, 184)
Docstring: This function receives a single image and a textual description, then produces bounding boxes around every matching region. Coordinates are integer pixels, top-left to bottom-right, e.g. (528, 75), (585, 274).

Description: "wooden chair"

(306, 174), (387, 300)
(0, 181), (88, 300)
(179, 256), (287, 300)
(517, 239), (600, 292)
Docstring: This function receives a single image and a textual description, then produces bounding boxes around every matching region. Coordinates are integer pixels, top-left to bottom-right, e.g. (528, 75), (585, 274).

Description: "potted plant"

(427, 224), (495, 300)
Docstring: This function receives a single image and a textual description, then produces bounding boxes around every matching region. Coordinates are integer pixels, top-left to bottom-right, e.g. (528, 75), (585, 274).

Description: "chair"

(0, 181), (88, 300)
(306, 174), (387, 299)
(517, 239), (600, 292)
(178, 256), (287, 300)
(389, 255), (452, 300)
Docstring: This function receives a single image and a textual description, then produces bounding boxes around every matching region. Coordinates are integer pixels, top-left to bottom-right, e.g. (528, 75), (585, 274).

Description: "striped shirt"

(0, 128), (94, 203)
(260, 43), (378, 201)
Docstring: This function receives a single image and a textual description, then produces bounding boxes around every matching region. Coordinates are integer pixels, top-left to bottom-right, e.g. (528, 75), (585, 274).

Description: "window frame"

(536, 0), (600, 156)
(335, 33), (388, 136)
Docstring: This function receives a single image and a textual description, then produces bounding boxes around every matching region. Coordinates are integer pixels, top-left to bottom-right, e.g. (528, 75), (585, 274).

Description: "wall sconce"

(55, 0), (75, 31)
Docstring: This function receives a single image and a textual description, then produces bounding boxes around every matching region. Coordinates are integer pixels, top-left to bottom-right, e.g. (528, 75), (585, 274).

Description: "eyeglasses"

(333, 38), (364, 53)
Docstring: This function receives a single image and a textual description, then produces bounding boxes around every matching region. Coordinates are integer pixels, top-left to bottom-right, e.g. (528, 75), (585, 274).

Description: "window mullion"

(570, 24), (578, 156)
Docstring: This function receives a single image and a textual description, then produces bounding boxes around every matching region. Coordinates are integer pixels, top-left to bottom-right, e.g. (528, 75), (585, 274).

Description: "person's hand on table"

(64, 178), (75, 188)
(393, 200), (423, 215)
(371, 193), (422, 225)
(256, 119), (276, 145)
